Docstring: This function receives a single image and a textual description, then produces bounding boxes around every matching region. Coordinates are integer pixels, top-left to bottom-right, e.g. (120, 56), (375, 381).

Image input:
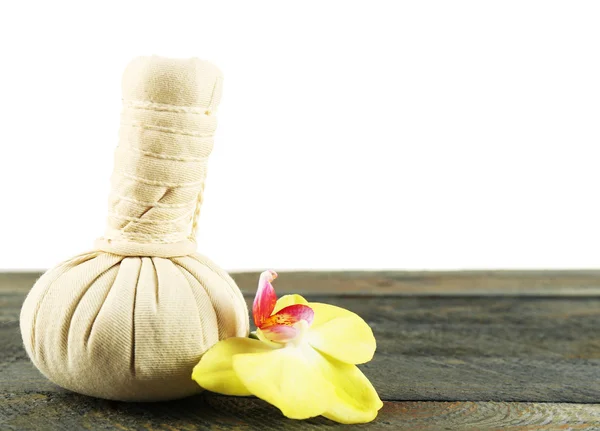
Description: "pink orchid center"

(253, 270), (314, 344)
(260, 304), (315, 344)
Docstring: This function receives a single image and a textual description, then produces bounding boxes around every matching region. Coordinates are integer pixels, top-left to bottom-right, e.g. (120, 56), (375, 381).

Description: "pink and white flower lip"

(253, 270), (314, 343)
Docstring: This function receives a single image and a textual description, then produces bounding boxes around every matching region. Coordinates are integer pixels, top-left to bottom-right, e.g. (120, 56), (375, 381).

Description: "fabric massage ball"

(19, 56), (249, 401)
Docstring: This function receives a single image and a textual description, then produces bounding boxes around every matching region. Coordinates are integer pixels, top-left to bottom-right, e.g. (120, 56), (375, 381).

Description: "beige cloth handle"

(94, 56), (223, 257)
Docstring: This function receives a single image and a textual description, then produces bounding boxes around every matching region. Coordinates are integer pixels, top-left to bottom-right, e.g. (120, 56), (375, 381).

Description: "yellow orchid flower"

(192, 270), (383, 424)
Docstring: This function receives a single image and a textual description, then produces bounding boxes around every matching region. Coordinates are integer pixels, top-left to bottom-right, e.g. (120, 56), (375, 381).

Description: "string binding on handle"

(95, 56), (223, 257)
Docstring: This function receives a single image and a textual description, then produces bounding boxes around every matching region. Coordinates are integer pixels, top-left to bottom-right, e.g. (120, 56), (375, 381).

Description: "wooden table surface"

(2, 271), (600, 430)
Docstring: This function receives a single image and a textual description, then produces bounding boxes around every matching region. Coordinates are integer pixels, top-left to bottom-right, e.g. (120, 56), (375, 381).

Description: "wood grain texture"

(2, 394), (600, 431)
(3, 272), (600, 430)
(4, 294), (600, 402)
(6, 270), (600, 296)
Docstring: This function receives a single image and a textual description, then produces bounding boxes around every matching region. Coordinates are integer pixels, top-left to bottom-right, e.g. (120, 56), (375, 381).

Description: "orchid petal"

(309, 302), (354, 328)
(307, 303), (376, 364)
(233, 345), (335, 419)
(191, 337), (274, 396)
(273, 294), (309, 314)
(252, 270), (278, 327)
(317, 354), (383, 424)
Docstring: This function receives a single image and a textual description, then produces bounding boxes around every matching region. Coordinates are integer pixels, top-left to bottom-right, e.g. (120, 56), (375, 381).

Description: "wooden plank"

(232, 270), (600, 296)
(4, 273), (600, 429)
(5, 270), (600, 297)
(3, 290), (600, 402)
(312, 295), (600, 402)
(2, 393), (600, 431)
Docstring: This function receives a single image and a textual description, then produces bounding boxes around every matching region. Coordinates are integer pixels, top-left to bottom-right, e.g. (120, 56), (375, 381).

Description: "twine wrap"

(95, 56), (223, 257)
(19, 56), (249, 402)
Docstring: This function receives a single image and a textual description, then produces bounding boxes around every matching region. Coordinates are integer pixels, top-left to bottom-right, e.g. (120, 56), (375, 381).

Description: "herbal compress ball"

(20, 56), (249, 401)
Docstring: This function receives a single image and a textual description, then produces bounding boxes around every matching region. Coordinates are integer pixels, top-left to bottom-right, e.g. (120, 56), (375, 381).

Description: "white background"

(1, 1), (599, 271)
